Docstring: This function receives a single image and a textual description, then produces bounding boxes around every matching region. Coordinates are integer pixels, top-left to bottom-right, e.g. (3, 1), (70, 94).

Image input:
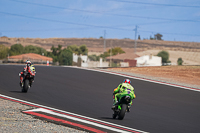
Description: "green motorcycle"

(112, 95), (131, 120)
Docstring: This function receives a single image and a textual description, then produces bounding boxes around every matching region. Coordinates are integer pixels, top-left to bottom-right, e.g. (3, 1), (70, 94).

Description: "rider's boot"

(32, 76), (35, 83)
(19, 76), (23, 87)
(111, 100), (118, 110)
(127, 103), (131, 112)
(19, 80), (23, 87)
(30, 79), (33, 87)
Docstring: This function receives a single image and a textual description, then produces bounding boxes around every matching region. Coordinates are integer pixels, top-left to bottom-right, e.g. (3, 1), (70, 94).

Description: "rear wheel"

(118, 104), (127, 120)
(22, 79), (29, 93)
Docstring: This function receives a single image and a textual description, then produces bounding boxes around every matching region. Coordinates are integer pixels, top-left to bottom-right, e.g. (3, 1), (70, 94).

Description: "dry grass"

(108, 66), (200, 87)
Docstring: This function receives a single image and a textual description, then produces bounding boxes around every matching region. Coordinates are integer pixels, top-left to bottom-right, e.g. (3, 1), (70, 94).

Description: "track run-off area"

(0, 65), (200, 133)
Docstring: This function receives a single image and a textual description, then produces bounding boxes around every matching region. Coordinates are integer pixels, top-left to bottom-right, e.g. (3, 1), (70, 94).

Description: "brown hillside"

(1, 37), (200, 52)
(1, 37), (200, 65)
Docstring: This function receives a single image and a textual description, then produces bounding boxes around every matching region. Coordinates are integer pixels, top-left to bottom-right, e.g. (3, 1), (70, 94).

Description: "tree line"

(48, 44), (88, 65)
(0, 44), (88, 65)
(0, 44), (47, 58)
(138, 33), (163, 40)
(0, 43), (183, 66)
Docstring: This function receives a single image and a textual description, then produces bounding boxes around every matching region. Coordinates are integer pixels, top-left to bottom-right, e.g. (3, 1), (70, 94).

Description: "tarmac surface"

(0, 65), (200, 133)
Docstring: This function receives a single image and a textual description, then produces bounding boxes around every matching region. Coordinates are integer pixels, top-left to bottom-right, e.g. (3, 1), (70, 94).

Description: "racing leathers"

(19, 65), (35, 87)
(112, 83), (136, 111)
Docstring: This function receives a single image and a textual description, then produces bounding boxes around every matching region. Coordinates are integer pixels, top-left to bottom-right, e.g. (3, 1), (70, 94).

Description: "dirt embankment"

(108, 66), (200, 87)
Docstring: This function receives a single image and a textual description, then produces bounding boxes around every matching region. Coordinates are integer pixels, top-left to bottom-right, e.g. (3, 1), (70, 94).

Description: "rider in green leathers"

(112, 79), (136, 112)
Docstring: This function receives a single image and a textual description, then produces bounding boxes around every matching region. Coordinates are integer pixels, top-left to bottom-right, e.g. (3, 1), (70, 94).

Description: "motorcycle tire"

(118, 104), (127, 120)
(22, 79), (29, 93)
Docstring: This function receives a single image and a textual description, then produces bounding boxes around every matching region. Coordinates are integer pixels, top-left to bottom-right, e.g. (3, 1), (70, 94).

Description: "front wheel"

(118, 104), (127, 120)
(22, 79), (29, 93)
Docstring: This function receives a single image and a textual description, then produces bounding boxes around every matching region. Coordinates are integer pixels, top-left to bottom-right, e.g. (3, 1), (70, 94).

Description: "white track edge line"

(0, 94), (148, 133)
(24, 108), (132, 133)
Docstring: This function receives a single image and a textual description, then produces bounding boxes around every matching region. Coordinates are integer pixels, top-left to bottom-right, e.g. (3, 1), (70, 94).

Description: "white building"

(73, 53), (88, 67)
(73, 53), (109, 67)
(73, 53), (87, 63)
(135, 54), (162, 67)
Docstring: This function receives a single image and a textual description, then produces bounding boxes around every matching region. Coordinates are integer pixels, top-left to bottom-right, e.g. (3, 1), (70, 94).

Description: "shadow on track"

(10, 91), (23, 93)
(99, 117), (116, 120)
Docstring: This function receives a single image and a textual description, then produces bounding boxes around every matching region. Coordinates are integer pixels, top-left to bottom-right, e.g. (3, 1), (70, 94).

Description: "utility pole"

(109, 42), (111, 67)
(134, 25), (138, 53)
(104, 30), (106, 53)
(110, 41), (112, 67)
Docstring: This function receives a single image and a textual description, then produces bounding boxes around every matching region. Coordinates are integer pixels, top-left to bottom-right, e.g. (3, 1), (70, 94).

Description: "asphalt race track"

(0, 65), (200, 133)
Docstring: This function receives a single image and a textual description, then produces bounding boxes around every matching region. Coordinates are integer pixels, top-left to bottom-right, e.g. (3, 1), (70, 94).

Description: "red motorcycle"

(19, 71), (33, 93)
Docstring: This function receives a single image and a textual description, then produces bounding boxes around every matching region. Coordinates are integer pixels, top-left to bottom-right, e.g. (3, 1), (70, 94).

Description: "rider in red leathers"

(19, 60), (36, 87)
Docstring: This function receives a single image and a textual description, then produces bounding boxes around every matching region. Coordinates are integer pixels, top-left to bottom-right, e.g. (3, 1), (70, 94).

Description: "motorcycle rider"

(19, 60), (36, 87)
(112, 79), (136, 112)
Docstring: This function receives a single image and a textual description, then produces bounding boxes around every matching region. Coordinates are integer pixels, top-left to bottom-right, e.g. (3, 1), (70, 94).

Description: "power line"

(0, 27), (93, 32)
(109, 0), (200, 8)
(8, 0), (200, 23)
(0, 11), (132, 31)
(104, 30), (106, 52)
(140, 30), (200, 37)
(110, 20), (179, 28)
(1, 12), (200, 37)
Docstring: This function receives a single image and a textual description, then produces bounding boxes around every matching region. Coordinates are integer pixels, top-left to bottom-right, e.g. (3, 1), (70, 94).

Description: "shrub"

(58, 49), (72, 65)
(100, 47), (125, 58)
(88, 54), (100, 61)
(0, 45), (9, 59)
(157, 50), (170, 63)
(9, 44), (24, 56)
(177, 58), (183, 65)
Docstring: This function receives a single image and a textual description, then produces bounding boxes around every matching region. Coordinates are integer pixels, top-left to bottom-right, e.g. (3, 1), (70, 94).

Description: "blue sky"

(0, 0), (200, 42)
